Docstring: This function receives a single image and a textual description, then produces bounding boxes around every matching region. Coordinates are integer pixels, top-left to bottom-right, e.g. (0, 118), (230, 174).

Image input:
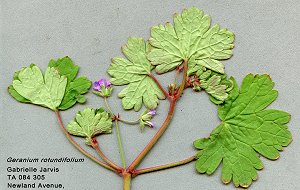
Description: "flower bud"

(168, 83), (178, 96)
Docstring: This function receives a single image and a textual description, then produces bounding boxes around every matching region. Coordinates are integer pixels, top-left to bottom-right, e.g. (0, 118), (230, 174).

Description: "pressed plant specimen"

(8, 7), (292, 189)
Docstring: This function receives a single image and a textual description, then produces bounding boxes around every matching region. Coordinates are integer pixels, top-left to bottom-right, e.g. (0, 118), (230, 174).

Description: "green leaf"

(200, 73), (234, 104)
(11, 65), (67, 110)
(190, 65), (234, 104)
(9, 57), (91, 110)
(66, 108), (112, 145)
(8, 85), (31, 103)
(148, 7), (234, 74)
(194, 74), (292, 188)
(201, 75), (228, 102)
(59, 77), (91, 110)
(49, 57), (91, 110)
(108, 37), (165, 111)
(8, 65), (33, 103)
(48, 56), (78, 83)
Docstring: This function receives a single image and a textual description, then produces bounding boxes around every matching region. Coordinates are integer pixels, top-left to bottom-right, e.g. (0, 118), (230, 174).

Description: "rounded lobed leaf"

(108, 37), (165, 111)
(147, 7), (234, 75)
(11, 65), (67, 110)
(66, 108), (113, 145)
(194, 74), (292, 188)
(8, 57), (91, 111)
(48, 57), (92, 110)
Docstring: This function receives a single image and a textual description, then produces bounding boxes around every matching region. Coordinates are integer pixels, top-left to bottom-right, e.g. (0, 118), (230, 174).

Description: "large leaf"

(66, 108), (112, 145)
(148, 7), (234, 74)
(108, 37), (165, 111)
(48, 57), (91, 110)
(194, 74), (292, 188)
(11, 65), (67, 110)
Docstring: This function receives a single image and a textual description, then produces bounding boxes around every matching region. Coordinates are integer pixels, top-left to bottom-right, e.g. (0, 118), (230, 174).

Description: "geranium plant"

(8, 7), (292, 189)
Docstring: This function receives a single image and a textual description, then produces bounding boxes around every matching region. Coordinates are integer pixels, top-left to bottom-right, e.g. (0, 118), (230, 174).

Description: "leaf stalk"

(55, 111), (119, 174)
(91, 138), (123, 172)
(148, 73), (170, 100)
(132, 155), (196, 177)
(127, 59), (189, 172)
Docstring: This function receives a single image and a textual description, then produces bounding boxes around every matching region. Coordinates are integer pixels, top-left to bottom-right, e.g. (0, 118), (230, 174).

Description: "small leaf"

(191, 67), (233, 104)
(194, 74), (292, 188)
(148, 7), (234, 74)
(76, 95), (86, 103)
(66, 108), (113, 145)
(201, 75), (228, 103)
(108, 37), (165, 111)
(49, 57), (91, 110)
(59, 77), (91, 110)
(11, 65), (67, 110)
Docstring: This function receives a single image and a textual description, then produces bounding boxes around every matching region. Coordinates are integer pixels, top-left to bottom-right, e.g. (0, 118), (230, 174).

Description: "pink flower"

(93, 78), (113, 97)
(139, 109), (157, 130)
(145, 121), (155, 128)
(93, 79), (111, 91)
(148, 109), (156, 116)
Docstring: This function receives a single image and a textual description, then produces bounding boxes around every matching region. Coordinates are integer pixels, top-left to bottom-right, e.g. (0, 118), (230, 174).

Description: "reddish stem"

(175, 59), (188, 100)
(123, 171), (132, 190)
(127, 60), (189, 172)
(127, 99), (176, 172)
(91, 138), (123, 172)
(132, 155), (196, 177)
(148, 73), (170, 100)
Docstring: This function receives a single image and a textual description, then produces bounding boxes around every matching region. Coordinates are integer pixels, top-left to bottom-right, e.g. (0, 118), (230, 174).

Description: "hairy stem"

(55, 111), (118, 174)
(115, 120), (127, 168)
(91, 139), (123, 172)
(132, 155), (196, 176)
